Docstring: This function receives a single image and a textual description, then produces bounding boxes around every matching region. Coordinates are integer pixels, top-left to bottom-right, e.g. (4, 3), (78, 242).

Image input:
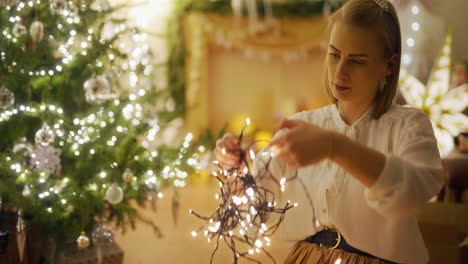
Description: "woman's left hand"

(269, 119), (333, 168)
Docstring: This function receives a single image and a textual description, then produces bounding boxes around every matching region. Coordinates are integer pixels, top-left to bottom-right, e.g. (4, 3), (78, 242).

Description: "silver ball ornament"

(105, 183), (123, 204)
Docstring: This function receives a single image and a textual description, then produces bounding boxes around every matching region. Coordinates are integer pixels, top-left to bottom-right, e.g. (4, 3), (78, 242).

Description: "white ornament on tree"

(22, 185), (31, 196)
(30, 145), (62, 174)
(84, 75), (115, 104)
(30, 21), (45, 43)
(122, 168), (134, 183)
(50, 0), (67, 13)
(35, 124), (55, 146)
(13, 23), (27, 37)
(105, 183), (123, 204)
(0, 87), (15, 108)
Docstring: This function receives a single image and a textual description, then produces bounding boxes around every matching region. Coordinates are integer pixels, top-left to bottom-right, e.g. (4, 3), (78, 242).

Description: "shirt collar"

(331, 103), (374, 130)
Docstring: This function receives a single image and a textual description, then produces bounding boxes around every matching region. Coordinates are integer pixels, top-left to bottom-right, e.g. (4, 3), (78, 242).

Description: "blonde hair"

(324, 0), (402, 119)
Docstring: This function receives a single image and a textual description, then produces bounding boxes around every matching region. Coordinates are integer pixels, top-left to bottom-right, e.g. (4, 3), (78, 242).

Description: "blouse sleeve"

(364, 108), (444, 220)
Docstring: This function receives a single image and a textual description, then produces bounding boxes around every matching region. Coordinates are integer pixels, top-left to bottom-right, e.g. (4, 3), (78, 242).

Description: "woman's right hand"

(214, 133), (242, 170)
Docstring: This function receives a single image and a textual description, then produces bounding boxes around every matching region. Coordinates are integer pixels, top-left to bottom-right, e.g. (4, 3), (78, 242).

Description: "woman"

(215, 0), (443, 263)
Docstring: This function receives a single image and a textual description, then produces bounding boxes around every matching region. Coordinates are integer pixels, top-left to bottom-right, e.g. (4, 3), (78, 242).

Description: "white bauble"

(0, 87), (15, 108)
(13, 23), (27, 37)
(30, 21), (44, 43)
(105, 183), (123, 204)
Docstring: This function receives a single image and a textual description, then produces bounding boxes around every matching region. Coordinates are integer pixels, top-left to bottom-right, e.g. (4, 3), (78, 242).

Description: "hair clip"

(373, 0), (390, 12)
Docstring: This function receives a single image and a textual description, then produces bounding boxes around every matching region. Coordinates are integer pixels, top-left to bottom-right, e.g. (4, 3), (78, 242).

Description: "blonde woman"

(215, 0), (443, 263)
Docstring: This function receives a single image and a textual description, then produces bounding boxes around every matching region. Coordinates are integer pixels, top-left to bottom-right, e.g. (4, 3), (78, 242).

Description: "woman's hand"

(214, 133), (244, 194)
(214, 133), (242, 170)
(269, 119), (333, 168)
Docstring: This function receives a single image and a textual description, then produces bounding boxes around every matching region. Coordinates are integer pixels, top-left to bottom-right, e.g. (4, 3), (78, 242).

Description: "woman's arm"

(270, 109), (444, 219)
(329, 131), (386, 188)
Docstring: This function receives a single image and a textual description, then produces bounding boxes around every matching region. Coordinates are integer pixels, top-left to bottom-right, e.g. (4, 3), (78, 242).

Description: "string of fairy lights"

(0, 101), (198, 212)
(401, 3), (422, 67)
(189, 119), (296, 264)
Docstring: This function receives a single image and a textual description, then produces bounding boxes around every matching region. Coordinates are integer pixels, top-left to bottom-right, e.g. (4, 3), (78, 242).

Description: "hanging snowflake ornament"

(399, 28), (468, 156)
(30, 21), (45, 43)
(12, 23), (27, 37)
(35, 124), (55, 146)
(50, 0), (67, 14)
(0, 87), (15, 108)
(83, 75), (115, 104)
(30, 145), (62, 174)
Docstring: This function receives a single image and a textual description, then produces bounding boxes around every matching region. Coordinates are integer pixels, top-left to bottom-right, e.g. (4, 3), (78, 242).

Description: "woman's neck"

(337, 101), (372, 125)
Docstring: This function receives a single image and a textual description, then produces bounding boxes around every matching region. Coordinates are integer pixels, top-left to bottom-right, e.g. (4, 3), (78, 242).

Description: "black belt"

(304, 229), (398, 264)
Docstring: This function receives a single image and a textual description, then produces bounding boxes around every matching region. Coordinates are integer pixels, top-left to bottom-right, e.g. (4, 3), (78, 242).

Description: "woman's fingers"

(214, 148), (241, 170)
(274, 148), (299, 168)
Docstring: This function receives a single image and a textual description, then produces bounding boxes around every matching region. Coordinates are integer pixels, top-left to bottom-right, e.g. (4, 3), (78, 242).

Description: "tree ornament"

(16, 210), (25, 262)
(0, 0), (20, 7)
(83, 76), (113, 104)
(0, 87), (15, 108)
(105, 183), (123, 204)
(76, 232), (90, 249)
(92, 222), (114, 246)
(50, 0), (67, 13)
(35, 124), (55, 146)
(30, 21), (45, 43)
(30, 146), (62, 174)
(122, 168), (134, 182)
(22, 185), (31, 196)
(13, 23), (27, 37)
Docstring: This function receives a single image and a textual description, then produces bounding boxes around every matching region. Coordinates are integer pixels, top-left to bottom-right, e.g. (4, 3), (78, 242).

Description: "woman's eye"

(329, 53), (339, 59)
(352, 59), (365, 64)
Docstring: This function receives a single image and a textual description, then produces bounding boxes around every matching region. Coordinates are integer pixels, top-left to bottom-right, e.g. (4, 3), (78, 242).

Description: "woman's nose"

(335, 61), (349, 81)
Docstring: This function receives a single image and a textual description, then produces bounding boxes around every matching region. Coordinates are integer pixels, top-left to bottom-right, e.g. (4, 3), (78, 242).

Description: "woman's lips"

(335, 84), (351, 91)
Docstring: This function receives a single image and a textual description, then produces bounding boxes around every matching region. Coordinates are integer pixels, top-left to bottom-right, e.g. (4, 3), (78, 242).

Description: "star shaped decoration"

(399, 28), (468, 156)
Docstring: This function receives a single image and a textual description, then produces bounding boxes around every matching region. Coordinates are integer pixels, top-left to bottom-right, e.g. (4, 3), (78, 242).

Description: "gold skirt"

(284, 241), (390, 264)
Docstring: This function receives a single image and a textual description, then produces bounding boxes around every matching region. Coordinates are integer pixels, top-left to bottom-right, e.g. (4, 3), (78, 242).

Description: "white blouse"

(253, 104), (444, 264)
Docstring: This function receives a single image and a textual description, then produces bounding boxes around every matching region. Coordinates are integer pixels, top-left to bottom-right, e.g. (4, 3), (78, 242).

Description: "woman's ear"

(385, 54), (398, 76)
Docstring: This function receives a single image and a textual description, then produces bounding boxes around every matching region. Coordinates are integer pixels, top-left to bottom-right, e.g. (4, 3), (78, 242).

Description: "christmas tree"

(0, 0), (195, 257)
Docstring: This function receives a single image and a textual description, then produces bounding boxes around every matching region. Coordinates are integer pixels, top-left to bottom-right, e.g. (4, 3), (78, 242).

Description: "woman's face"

(327, 20), (390, 106)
